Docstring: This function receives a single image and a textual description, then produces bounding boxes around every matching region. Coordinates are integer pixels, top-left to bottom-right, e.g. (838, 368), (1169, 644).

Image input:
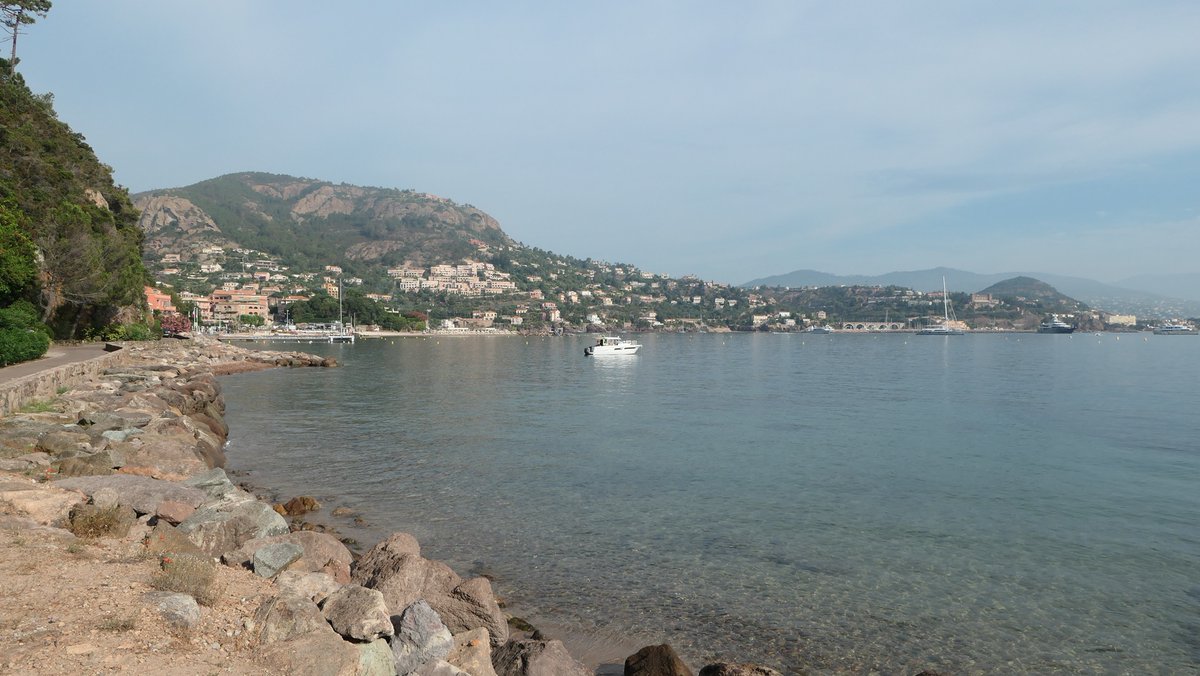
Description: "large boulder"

(53, 452), (116, 477)
(54, 474), (207, 516)
(176, 495), (289, 557)
(429, 577), (508, 648)
(320, 584), (394, 642)
(253, 591), (328, 644)
(492, 638), (590, 676)
(390, 600), (454, 675)
(182, 467), (239, 501)
(0, 477), (85, 525)
(36, 429), (93, 457)
(143, 520), (206, 558)
(353, 532), (507, 647)
(148, 591), (201, 629)
(625, 644), (693, 676)
(253, 542), (305, 578)
(447, 628), (497, 676)
(223, 530), (354, 582)
(116, 431), (215, 476)
(257, 626), (363, 675)
(275, 570), (343, 605)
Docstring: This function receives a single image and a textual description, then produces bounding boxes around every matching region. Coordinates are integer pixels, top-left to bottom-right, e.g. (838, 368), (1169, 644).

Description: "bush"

(151, 554), (220, 606)
(0, 326), (49, 365)
(67, 504), (129, 539)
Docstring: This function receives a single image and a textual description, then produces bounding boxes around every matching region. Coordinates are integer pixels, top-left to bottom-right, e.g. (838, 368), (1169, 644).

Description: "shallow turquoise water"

(220, 333), (1200, 673)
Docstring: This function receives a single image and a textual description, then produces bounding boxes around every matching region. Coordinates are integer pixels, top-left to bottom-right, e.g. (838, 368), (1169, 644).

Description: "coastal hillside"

(134, 173), (515, 273)
(978, 276), (1087, 314)
(0, 59), (148, 341)
(743, 267), (1198, 318)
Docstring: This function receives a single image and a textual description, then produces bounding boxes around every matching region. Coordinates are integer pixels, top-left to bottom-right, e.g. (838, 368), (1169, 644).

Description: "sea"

(218, 332), (1200, 674)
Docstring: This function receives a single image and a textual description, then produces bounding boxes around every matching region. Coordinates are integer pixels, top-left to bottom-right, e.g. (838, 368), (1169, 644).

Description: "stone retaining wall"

(0, 346), (134, 417)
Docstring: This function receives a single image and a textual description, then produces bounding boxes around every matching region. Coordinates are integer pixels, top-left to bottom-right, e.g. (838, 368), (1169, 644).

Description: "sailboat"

(917, 277), (964, 335)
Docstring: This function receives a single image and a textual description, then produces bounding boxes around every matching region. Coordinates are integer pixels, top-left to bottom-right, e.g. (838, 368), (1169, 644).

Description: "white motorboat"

(1153, 323), (1197, 335)
(584, 335), (641, 356)
(1038, 315), (1076, 334)
(807, 325), (834, 334)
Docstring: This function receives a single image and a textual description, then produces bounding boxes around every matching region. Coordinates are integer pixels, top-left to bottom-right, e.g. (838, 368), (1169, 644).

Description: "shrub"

(151, 555), (220, 606)
(67, 504), (128, 538)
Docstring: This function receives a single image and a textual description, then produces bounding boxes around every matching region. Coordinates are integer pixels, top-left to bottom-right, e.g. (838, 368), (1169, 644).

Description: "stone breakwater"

(0, 338), (783, 675)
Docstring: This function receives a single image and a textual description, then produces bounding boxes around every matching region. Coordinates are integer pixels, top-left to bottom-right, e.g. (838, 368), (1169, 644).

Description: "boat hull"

(1037, 326), (1075, 334)
(585, 345), (641, 356)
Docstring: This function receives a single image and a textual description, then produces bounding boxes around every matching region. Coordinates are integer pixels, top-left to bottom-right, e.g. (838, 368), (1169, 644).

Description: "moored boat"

(1038, 315), (1076, 334)
(584, 335), (642, 356)
(1153, 323), (1197, 335)
(807, 325), (833, 334)
(917, 276), (965, 335)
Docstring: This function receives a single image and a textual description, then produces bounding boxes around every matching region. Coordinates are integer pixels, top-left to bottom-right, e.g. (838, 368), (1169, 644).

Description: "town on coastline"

(144, 241), (1192, 340)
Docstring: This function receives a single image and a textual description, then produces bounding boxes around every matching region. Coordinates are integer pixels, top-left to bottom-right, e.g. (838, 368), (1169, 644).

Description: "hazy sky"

(19, 1), (1200, 284)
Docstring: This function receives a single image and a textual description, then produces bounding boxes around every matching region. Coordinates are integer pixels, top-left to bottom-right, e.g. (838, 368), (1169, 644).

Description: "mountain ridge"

(743, 267), (1199, 318)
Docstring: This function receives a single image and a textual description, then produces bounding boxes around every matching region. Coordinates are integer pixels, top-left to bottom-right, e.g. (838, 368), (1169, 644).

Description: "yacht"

(917, 277), (965, 335)
(807, 325), (834, 334)
(584, 335), (642, 356)
(1153, 323), (1197, 335)
(1038, 315), (1076, 334)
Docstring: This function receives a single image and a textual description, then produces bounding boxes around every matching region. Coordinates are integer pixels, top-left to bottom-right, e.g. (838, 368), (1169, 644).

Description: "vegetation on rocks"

(151, 554), (221, 606)
(0, 53), (149, 347)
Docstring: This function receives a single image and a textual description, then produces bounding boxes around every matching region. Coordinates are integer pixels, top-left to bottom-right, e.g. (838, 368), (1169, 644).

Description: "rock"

(77, 411), (130, 432)
(253, 542), (305, 578)
(117, 431), (213, 476)
(422, 660), (471, 675)
(53, 453), (116, 477)
(91, 487), (120, 510)
(149, 591), (201, 629)
(0, 451), (52, 471)
(275, 570), (343, 605)
(625, 645), (693, 676)
(696, 665), (783, 676)
(492, 638), (590, 676)
(222, 530), (354, 581)
(155, 499), (195, 524)
(358, 638), (397, 676)
(0, 478), (85, 525)
(182, 467), (239, 501)
(257, 626), (363, 674)
(282, 495), (321, 515)
(351, 532), (508, 647)
(390, 600), (454, 675)
(54, 474), (207, 516)
(176, 495), (289, 557)
(143, 520), (206, 557)
(37, 429), (93, 456)
(254, 591), (328, 644)
(447, 628), (497, 676)
(429, 577), (509, 648)
(320, 584), (394, 642)
(331, 506), (356, 517)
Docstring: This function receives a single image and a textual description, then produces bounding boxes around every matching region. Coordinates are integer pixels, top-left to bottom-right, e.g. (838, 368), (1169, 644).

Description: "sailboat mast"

(942, 276), (949, 322)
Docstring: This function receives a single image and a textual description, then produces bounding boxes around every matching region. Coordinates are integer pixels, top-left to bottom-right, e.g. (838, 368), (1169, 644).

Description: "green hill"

(134, 172), (515, 274)
(978, 276), (1087, 313)
(0, 59), (148, 341)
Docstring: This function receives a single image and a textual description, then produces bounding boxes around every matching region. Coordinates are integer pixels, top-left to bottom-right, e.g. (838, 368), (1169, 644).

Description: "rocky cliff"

(134, 173), (514, 271)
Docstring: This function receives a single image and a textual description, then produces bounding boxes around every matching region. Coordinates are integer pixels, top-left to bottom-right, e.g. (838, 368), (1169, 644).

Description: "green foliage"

(0, 298), (47, 364)
(0, 199), (36, 304)
(238, 313), (265, 327)
(288, 289), (423, 331)
(85, 321), (154, 342)
(0, 64), (148, 339)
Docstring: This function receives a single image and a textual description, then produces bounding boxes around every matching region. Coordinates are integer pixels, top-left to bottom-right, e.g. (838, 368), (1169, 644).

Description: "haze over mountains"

(744, 268), (1200, 317)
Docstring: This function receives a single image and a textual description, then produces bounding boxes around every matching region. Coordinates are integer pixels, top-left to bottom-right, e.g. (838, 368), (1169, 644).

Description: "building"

(144, 286), (176, 313)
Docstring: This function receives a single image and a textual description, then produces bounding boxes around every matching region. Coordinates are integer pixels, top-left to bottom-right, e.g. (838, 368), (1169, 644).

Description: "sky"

(17, 1), (1200, 285)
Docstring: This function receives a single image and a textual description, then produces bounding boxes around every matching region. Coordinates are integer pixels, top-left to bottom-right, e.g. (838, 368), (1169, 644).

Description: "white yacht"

(917, 276), (965, 335)
(584, 335), (642, 356)
(1153, 323), (1197, 335)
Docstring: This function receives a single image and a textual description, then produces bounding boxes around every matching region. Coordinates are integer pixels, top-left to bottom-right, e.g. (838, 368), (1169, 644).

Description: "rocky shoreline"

(0, 338), (783, 675)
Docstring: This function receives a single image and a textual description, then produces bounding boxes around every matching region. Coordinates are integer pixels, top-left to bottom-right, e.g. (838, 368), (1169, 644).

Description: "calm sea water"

(220, 333), (1200, 674)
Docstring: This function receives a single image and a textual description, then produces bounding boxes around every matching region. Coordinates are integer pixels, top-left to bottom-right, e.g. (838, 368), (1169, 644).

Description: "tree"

(0, 199), (36, 304)
(238, 313), (265, 327)
(2, 1), (51, 71)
